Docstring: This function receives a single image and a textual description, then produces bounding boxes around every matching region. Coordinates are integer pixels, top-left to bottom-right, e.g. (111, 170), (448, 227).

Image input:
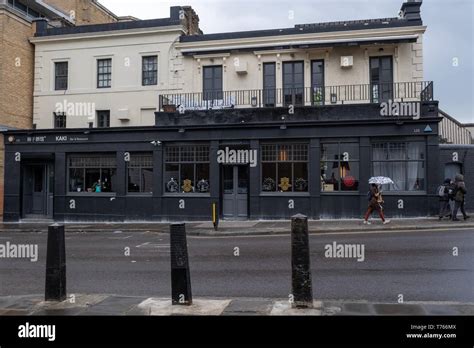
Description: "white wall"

(32, 25), (426, 128)
(32, 27), (183, 129)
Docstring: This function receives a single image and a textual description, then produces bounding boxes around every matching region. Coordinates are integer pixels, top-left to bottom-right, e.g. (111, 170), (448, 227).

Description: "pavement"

(1, 217), (474, 236)
(1, 294), (473, 316)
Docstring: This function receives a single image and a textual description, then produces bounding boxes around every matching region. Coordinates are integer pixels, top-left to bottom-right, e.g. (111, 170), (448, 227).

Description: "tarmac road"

(0, 228), (473, 302)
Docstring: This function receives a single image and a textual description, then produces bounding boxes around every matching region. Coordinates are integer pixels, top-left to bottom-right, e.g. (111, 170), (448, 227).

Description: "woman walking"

(364, 184), (391, 225)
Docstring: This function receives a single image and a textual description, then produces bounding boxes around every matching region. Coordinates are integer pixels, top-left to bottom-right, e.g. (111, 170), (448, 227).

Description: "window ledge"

(260, 192), (310, 197)
(380, 191), (427, 195)
(321, 192), (360, 195)
(127, 193), (153, 197)
(163, 193), (211, 198)
(67, 193), (117, 197)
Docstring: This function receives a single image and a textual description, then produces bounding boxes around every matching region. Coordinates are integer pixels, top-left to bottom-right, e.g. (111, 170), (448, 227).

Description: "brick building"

(0, 0), (120, 218)
(43, 0), (119, 25)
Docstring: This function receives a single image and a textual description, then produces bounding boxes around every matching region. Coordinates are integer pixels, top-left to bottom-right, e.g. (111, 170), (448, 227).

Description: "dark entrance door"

(222, 166), (249, 219)
(22, 163), (54, 219)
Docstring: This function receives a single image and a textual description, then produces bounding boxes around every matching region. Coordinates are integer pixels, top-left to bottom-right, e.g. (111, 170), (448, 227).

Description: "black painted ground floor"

(2, 119), (473, 222)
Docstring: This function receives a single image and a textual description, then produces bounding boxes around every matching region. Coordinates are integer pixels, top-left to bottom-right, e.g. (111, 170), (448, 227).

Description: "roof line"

(180, 17), (422, 43)
(439, 108), (470, 127)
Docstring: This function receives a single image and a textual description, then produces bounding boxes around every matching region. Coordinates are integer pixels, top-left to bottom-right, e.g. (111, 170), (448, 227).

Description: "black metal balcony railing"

(159, 81), (434, 112)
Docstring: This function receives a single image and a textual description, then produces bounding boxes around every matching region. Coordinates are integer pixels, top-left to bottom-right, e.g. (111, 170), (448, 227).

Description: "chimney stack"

(170, 6), (202, 36)
(400, 0), (423, 23)
(32, 18), (49, 36)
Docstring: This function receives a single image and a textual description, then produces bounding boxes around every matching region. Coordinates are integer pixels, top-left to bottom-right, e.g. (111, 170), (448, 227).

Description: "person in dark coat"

(438, 178), (452, 220)
(452, 174), (470, 221)
(364, 184), (390, 225)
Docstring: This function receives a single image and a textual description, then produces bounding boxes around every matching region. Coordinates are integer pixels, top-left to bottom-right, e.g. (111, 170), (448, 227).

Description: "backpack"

(448, 186), (455, 199)
(367, 190), (373, 201)
(437, 185), (447, 198)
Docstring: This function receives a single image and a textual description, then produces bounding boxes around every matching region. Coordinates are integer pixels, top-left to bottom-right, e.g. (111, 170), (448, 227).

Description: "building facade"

(2, 0), (472, 222)
(30, 6), (201, 129)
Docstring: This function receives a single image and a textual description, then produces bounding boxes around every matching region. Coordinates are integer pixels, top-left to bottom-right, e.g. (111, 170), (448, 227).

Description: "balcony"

(159, 81), (434, 112)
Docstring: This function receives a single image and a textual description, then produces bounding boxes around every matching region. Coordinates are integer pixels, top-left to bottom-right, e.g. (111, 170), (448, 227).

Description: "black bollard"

(45, 224), (67, 302)
(291, 214), (313, 308)
(170, 223), (192, 305)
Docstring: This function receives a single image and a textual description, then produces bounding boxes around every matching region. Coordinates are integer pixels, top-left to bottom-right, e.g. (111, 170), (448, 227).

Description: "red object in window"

(343, 176), (355, 188)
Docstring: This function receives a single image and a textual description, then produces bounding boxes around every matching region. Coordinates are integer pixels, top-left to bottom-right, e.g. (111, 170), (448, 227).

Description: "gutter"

(179, 34), (420, 54)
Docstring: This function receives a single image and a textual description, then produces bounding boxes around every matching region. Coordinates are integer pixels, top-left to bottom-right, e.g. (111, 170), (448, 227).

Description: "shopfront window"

(68, 154), (117, 193)
(127, 153), (153, 193)
(372, 141), (425, 191)
(261, 144), (308, 193)
(164, 145), (210, 194)
(321, 142), (360, 192)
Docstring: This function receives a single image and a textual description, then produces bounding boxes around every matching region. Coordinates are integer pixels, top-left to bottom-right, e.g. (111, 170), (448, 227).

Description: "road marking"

(135, 242), (170, 249)
(108, 235), (133, 240)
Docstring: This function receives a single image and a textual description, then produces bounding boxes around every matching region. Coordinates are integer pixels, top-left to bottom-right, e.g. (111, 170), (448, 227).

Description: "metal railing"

(159, 81), (434, 112)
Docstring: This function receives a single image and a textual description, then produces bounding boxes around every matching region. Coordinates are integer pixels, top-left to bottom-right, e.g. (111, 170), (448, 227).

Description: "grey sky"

(100, 0), (474, 123)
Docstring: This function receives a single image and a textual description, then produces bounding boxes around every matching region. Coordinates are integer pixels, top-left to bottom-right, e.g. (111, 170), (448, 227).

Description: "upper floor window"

(370, 56), (393, 103)
(142, 56), (158, 86)
(97, 110), (110, 128)
(55, 62), (68, 91)
(7, 0), (40, 19)
(263, 63), (276, 107)
(97, 58), (112, 88)
(311, 60), (325, 105)
(283, 61), (304, 106)
(203, 65), (223, 101)
(54, 112), (67, 129)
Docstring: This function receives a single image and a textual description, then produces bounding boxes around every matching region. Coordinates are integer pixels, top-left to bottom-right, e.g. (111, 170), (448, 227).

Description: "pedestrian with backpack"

(452, 174), (470, 221)
(363, 184), (390, 225)
(438, 178), (452, 220)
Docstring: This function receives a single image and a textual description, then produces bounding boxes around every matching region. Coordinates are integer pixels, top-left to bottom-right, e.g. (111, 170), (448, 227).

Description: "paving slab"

(270, 300), (323, 316)
(39, 294), (109, 310)
(373, 304), (427, 315)
(81, 296), (145, 315)
(222, 298), (273, 316)
(30, 307), (86, 316)
(136, 298), (232, 316)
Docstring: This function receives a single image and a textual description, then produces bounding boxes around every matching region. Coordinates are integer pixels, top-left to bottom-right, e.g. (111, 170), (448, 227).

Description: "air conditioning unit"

(235, 61), (248, 75)
(117, 108), (130, 121)
(341, 56), (353, 68)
